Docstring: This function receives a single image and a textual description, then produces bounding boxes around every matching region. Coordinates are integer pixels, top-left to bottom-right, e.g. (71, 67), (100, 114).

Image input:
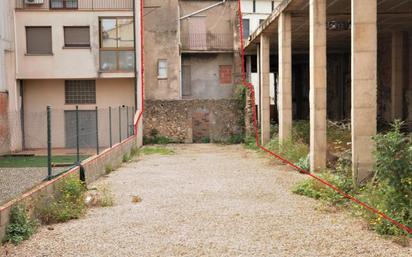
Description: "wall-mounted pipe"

(179, 0), (226, 20)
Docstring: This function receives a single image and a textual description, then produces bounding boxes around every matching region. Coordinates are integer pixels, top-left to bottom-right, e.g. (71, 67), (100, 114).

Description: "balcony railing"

(16, 0), (133, 10)
(181, 33), (234, 52)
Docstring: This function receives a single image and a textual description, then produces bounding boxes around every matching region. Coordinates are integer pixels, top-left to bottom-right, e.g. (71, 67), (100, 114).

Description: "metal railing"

(16, 0), (133, 10)
(181, 33), (234, 52)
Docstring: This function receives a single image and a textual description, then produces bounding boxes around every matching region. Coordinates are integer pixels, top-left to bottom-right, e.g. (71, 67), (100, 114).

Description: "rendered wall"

(23, 79), (134, 148)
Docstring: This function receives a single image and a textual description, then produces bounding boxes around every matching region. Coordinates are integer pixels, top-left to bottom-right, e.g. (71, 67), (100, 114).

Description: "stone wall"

(143, 99), (244, 143)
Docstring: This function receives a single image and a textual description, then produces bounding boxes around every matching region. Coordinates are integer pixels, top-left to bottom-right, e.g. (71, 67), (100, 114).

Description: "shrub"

(266, 136), (309, 163)
(4, 205), (38, 245)
(36, 176), (87, 224)
(144, 129), (173, 145)
(243, 136), (259, 150)
(356, 121), (412, 236)
(295, 154), (310, 171)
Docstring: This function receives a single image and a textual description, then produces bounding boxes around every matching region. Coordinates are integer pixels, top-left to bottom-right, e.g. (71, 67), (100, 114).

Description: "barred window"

(65, 80), (96, 104)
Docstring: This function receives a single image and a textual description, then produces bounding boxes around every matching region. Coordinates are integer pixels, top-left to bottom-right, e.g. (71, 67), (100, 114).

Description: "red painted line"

(236, 0), (412, 235)
(134, 0), (145, 135)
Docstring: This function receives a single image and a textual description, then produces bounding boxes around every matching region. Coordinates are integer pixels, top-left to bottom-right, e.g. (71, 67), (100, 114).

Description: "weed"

(96, 184), (115, 207)
(130, 146), (140, 157)
(4, 205), (38, 245)
(200, 136), (210, 143)
(144, 129), (173, 145)
(141, 146), (175, 155)
(105, 164), (113, 174)
(266, 137), (309, 163)
(36, 175), (87, 224)
(243, 136), (259, 150)
(122, 154), (130, 163)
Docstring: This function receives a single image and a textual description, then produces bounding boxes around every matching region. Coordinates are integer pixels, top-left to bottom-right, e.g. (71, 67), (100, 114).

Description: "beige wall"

(23, 78), (134, 148)
(143, 0), (180, 100)
(15, 10), (134, 79)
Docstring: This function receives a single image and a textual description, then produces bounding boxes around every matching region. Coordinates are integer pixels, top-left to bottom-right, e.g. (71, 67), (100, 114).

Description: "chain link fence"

(0, 105), (135, 205)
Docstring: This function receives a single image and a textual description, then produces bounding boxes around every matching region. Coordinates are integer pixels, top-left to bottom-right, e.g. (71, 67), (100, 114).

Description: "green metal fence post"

(47, 106), (52, 180)
(95, 106), (99, 154)
(76, 105), (80, 165)
(109, 106), (112, 147)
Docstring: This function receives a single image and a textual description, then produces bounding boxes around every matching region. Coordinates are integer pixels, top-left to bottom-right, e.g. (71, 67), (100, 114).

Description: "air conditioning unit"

(25, 0), (44, 4)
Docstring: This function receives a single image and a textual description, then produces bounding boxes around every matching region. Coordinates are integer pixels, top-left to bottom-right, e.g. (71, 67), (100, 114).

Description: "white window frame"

(158, 59), (168, 79)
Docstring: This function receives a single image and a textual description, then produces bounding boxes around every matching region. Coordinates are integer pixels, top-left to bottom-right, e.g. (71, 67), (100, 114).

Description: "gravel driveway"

(3, 144), (411, 257)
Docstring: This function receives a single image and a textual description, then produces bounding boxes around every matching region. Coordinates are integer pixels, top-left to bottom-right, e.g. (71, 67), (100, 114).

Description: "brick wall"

(143, 99), (244, 143)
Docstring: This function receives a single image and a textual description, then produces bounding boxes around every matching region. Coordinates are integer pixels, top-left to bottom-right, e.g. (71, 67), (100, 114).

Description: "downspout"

(179, 0), (226, 20)
(132, 0), (138, 111)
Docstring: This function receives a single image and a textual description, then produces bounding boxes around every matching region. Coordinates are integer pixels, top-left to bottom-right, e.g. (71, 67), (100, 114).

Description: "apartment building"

(244, 0), (412, 183)
(242, 0), (281, 123)
(10, 0), (143, 150)
(143, 0), (244, 143)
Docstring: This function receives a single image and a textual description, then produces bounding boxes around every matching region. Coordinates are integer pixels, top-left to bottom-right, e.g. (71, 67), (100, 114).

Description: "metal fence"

(15, 0), (133, 10)
(181, 33), (234, 51)
(0, 105), (135, 205)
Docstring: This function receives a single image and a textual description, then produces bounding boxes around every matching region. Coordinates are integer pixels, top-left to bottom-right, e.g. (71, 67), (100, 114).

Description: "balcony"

(181, 33), (234, 52)
(15, 0), (133, 10)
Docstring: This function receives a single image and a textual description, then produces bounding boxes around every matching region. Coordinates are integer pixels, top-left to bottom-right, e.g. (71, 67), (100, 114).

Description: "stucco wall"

(143, 0), (180, 100)
(182, 53), (236, 99)
(143, 99), (244, 143)
(15, 10), (134, 79)
(23, 78), (134, 148)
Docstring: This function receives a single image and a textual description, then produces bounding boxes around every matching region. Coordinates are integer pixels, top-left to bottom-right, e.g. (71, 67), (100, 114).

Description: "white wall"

(241, 0), (281, 38)
(251, 72), (276, 105)
(15, 10), (134, 79)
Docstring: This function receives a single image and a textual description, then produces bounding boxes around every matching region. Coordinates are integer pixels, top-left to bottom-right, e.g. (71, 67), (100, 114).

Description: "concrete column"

(309, 0), (327, 171)
(391, 31), (405, 120)
(260, 33), (271, 144)
(256, 44), (261, 125)
(278, 12), (292, 143)
(351, 0), (377, 184)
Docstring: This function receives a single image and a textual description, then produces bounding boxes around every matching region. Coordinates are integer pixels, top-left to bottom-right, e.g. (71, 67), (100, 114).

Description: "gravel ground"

(2, 144), (411, 257)
(0, 167), (65, 205)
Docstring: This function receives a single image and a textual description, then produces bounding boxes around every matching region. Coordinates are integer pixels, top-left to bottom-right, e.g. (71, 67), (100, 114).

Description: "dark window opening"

(64, 26), (90, 47)
(253, 0), (256, 13)
(26, 26), (52, 55)
(242, 19), (250, 39)
(50, 0), (78, 9)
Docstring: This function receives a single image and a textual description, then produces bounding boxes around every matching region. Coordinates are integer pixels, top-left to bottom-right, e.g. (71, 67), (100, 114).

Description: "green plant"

(122, 154), (130, 163)
(96, 184), (115, 207)
(36, 175), (87, 224)
(233, 84), (247, 108)
(356, 121), (412, 236)
(141, 146), (175, 155)
(105, 164), (113, 174)
(293, 172), (353, 206)
(244, 136), (259, 150)
(266, 137), (309, 163)
(130, 147), (140, 157)
(4, 205), (38, 245)
(293, 120), (310, 144)
(144, 129), (173, 145)
(295, 154), (310, 171)
(200, 136), (210, 144)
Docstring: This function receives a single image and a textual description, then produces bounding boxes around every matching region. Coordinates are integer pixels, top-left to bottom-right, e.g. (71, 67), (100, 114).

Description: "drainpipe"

(132, 0), (138, 111)
(179, 0), (226, 20)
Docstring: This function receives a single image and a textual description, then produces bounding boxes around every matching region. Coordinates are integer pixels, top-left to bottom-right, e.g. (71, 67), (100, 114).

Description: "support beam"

(260, 33), (271, 145)
(309, 0), (327, 171)
(351, 0), (377, 184)
(278, 12), (292, 143)
(391, 31), (405, 120)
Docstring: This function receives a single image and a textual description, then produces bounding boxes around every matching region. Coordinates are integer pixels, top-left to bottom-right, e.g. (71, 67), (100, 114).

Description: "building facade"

(143, 0), (244, 143)
(0, 0), (143, 152)
(244, 0), (412, 184)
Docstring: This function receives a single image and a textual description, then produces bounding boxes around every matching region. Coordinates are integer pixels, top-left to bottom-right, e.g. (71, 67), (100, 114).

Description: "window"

(219, 65), (232, 84)
(272, 0), (275, 11)
(242, 19), (250, 39)
(253, 0), (256, 13)
(99, 17), (134, 72)
(65, 80), (96, 104)
(50, 0), (78, 9)
(158, 59), (168, 79)
(26, 27), (52, 55)
(64, 26), (90, 47)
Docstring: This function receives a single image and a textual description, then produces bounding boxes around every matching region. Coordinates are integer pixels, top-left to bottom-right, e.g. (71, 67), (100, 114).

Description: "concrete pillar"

(351, 0), (377, 184)
(391, 31), (405, 120)
(260, 33), (271, 144)
(256, 44), (261, 125)
(309, 0), (327, 171)
(278, 12), (292, 143)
